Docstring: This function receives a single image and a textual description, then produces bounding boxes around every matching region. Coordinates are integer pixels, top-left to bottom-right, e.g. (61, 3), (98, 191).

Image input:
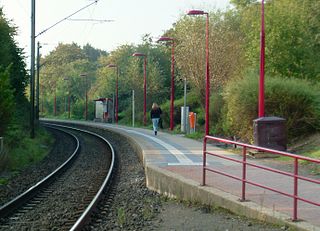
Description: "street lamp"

(157, 36), (175, 131)
(187, 9), (210, 135)
(53, 82), (57, 116)
(107, 64), (119, 124)
(132, 52), (147, 126)
(80, 73), (88, 120)
(36, 41), (42, 121)
(259, 0), (265, 118)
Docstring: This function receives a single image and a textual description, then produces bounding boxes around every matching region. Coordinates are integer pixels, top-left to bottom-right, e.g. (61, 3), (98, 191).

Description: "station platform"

(44, 119), (320, 231)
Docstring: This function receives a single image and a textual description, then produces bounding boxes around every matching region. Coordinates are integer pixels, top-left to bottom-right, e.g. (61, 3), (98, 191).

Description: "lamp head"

(157, 36), (174, 42)
(187, 10), (207, 15)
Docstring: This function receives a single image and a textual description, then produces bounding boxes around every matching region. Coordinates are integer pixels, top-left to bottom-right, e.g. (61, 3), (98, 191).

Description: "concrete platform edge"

(41, 119), (319, 231)
(144, 163), (319, 231)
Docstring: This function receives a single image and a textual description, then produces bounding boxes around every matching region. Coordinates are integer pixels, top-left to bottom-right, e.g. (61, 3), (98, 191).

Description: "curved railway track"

(0, 124), (115, 230)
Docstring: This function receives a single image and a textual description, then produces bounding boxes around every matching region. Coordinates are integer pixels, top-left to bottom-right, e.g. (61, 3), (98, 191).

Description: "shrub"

(222, 73), (320, 142)
(0, 69), (15, 136)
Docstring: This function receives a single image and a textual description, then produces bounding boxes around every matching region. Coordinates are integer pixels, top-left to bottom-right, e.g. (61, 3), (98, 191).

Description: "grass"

(289, 133), (320, 159)
(4, 127), (54, 172)
(185, 131), (204, 140)
(117, 207), (126, 226)
(0, 178), (8, 185)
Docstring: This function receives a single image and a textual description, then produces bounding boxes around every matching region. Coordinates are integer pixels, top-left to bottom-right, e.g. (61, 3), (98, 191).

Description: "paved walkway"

(44, 119), (320, 230)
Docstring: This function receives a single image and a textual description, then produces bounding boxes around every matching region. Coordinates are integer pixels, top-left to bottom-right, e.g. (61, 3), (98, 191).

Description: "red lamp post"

(259, 0), (265, 118)
(64, 77), (71, 119)
(132, 52), (147, 126)
(187, 10), (210, 135)
(52, 81), (57, 116)
(80, 73), (88, 120)
(157, 36), (175, 131)
(107, 64), (119, 124)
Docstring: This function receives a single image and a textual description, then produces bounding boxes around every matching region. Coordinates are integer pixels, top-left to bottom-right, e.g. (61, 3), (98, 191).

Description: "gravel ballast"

(0, 125), (287, 230)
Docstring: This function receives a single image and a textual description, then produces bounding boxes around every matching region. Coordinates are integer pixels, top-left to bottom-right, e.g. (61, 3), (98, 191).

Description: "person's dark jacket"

(150, 107), (162, 119)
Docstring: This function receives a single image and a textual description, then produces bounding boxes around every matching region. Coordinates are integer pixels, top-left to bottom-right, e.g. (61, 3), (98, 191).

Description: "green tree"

(230, 0), (257, 9)
(0, 69), (14, 135)
(0, 8), (28, 137)
(238, 0), (320, 79)
(0, 8), (28, 101)
(83, 43), (108, 62)
(172, 11), (245, 108)
(40, 43), (97, 119)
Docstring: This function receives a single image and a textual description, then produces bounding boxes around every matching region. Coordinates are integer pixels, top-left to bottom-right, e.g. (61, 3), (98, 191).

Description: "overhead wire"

(36, 0), (99, 38)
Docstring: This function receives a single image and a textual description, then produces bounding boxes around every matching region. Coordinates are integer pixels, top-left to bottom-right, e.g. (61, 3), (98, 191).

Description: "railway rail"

(1, 120), (298, 230)
(0, 124), (115, 230)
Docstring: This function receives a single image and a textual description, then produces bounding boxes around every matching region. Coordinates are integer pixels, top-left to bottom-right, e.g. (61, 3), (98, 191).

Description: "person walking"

(150, 103), (162, 135)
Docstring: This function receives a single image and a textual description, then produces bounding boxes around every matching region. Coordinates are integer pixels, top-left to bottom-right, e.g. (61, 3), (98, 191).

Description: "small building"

(94, 98), (113, 123)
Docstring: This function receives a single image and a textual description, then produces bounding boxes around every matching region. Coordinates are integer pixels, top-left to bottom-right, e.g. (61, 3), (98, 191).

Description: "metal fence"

(203, 135), (320, 222)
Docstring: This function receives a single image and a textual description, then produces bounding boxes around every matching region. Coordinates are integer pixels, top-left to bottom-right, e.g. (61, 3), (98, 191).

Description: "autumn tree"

(172, 11), (245, 108)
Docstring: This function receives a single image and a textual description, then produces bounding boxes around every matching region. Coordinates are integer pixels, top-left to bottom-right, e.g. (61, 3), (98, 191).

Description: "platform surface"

(44, 119), (320, 230)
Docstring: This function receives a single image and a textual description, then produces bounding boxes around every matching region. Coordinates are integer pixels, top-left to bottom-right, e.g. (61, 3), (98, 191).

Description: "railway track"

(0, 124), (115, 230)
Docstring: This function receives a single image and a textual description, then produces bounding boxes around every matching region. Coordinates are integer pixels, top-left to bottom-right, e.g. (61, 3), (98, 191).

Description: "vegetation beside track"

(0, 128), (53, 184)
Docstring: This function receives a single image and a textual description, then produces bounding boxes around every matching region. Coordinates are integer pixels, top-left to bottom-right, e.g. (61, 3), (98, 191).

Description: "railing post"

(293, 158), (298, 221)
(241, 146), (247, 201)
(202, 137), (207, 186)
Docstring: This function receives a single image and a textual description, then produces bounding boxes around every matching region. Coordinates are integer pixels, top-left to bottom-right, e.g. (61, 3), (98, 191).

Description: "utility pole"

(36, 41), (41, 121)
(30, 0), (36, 138)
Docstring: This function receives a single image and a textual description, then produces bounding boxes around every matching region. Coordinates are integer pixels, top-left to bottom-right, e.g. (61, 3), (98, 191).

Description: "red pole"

(202, 137), (207, 186)
(68, 90), (70, 119)
(54, 88), (56, 116)
(186, 10), (210, 135)
(132, 53), (147, 126)
(170, 41), (175, 131)
(205, 13), (210, 135)
(116, 66), (119, 124)
(293, 158), (298, 221)
(259, 0), (265, 117)
(143, 56), (147, 126)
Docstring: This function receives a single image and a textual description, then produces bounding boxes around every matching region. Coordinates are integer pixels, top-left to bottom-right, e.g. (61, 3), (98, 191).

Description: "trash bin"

(253, 116), (287, 151)
(189, 112), (196, 133)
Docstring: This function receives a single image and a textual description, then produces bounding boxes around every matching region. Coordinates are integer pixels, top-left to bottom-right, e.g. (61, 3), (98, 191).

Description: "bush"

(0, 69), (15, 136)
(222, 73), (320, 142)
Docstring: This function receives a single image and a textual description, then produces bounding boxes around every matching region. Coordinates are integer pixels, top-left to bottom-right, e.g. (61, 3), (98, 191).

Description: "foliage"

(0, 69), (14, 135)
(40, 43), (99, 120)
(222, 73), (320, 141)
(0, 9), (28, 101)
(30, 0), (320, 143)
(230, 0), (257, 9)
(4, 127), (53, 171)
(237, 0), (320, 80)
(92, 40), (172, 125)
(0, 9), (28, 136)
(171, 10), (246, 109)
(83, 43), (108, 62)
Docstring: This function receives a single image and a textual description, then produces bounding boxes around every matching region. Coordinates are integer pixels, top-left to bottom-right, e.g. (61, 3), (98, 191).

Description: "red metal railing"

(203, 135), (320, 221)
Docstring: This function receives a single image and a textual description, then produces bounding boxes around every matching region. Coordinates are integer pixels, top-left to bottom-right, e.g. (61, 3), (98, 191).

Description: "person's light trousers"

(152, 118), (160, 132)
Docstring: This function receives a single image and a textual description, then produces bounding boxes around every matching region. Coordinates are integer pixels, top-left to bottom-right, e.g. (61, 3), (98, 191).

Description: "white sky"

(0, 0), (231, 60)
